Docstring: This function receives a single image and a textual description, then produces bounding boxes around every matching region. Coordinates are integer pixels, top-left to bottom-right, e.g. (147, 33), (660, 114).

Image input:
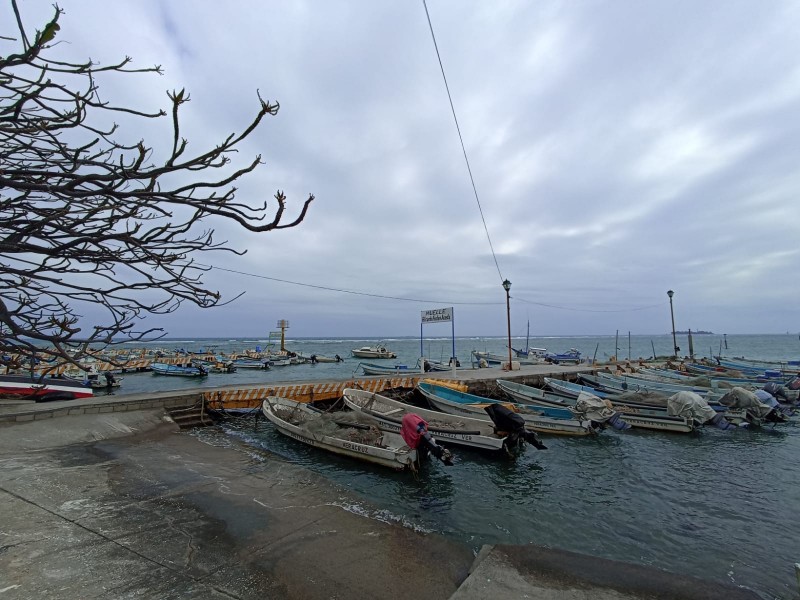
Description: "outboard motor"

(707, 412), (738, 430)
(575, 392), (630, 431)
(605, 412), (631, 431)
(483, 404), (547, 450)
(762, 382), (789, 402)
(754, 389), (794, 417)
(667, 391), (738, 430)
(400, 413), (454, 466)
(719, 387), (788, 424)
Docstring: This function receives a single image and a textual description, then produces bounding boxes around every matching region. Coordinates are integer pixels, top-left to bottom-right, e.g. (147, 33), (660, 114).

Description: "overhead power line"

(422, 0), (505, 284)
(197, 262), (664, 314)
(198, 263), (497, 305)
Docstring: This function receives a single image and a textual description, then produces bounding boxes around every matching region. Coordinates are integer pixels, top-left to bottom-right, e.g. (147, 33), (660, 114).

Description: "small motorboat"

(0, 374), (94, 401)
(150, 362), (208, 377)
(350, 345), (397, 359)
(343, 388), (547, 456)
(261, 396), (418, 470)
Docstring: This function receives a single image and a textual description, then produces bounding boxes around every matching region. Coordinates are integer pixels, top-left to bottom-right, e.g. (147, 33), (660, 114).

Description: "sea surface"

(109, 333), (800, 599)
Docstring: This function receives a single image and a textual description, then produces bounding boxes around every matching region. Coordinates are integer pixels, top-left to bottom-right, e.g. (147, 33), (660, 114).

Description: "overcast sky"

(14, 1), (800, 338)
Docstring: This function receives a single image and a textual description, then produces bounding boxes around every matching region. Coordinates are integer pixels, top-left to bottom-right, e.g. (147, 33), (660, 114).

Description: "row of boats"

(253, 357), (800, 472)
(472, 347), (584, 366)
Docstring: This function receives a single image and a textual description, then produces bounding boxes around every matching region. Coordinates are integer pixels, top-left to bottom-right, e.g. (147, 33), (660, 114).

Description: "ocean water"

(111, 333), (799, 599)
(106, 332), (800, 397)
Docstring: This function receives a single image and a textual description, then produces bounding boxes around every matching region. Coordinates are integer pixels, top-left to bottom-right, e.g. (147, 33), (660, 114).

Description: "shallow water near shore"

(118, 333), (800, 598)
(203, 415), (799, 600)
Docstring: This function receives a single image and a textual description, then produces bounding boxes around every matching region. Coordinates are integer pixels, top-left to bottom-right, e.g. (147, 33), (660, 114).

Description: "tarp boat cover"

(575, 392), (630, 429)
(718, 387), (776, 420)
(667, 391), (717, 424)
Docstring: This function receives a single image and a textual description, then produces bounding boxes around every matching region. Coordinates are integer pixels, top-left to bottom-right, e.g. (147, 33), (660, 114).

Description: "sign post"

(420, 307), (456, 375)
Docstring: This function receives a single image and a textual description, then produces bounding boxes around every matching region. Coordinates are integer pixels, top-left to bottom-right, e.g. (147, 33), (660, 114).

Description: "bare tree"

(0, 2), (314, 373)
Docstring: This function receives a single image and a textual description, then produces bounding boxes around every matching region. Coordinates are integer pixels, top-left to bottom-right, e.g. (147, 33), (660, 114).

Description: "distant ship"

(675, 330), (713, 335)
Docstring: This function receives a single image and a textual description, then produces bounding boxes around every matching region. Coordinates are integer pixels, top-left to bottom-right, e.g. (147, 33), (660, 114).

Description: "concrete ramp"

(450, 544), (760, 600)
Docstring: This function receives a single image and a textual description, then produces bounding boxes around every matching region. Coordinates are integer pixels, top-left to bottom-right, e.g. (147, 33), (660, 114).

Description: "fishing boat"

(546, 377), (754, 424)
(0, 374), (94, 401)
(350, 345), (397, 359)
(261, 396), (417, 470)
(192, 358), (237, 373)
(415, 381), (608, 436)
(688, 360), (793, 383)
(582, 372), (717, 396)
(544, 348), (583, 364)
(266, 357), (292, 367)
(342, 388), (546, 454)
(358, 358), (451, 377)
(544, 376), (621, 399)
(714, 356), (798, 377)
(150, 362), (208, 377)
(716, 387), (792, 426)
(471, 350), (543, 366)
(359, 362), (420, 376)
(497, 379), (696, 433)
(511, 321), (548, 361)
(230, 357), (270, 370)
(513, 347), (548, 360)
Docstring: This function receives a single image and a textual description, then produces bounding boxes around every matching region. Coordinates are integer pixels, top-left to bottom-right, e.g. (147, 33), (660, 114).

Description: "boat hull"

(0, 375), (93, 401)
(343, 388), (507, 452)
(261, 397), (416, 470)
(416, 383), (593, 436)
(350, 345), (397, 359)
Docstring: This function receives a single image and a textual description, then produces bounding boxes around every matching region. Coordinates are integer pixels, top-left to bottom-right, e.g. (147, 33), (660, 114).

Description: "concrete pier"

(0, 361), (594, 422)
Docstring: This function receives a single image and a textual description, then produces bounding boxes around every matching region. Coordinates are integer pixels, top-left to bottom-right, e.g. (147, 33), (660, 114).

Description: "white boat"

(343, 388), (522, 454)
(350, 345), (397, 359)
(266, 357), (292, 367)
(497, 379), (696, 433)
(471, 350), (543, 366)
(231, 357), (270, 369)
(358, 358), (452, 376)
(150, 362), (208, 377)
(260, 396), (417, 470)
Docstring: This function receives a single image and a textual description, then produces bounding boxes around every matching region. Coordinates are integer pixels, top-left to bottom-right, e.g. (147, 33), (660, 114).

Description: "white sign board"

(421, 307), (453, 324)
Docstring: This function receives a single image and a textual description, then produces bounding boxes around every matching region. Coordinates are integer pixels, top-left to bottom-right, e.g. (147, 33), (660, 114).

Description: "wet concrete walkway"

(0, 400), (764, 599)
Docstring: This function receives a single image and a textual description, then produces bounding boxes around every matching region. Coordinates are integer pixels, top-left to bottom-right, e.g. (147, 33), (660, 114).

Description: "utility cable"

(514, 295), (668, 313)
(194, 263), (497, 306)
(196, 262), (665, 314)
(422, 0), (504, 283)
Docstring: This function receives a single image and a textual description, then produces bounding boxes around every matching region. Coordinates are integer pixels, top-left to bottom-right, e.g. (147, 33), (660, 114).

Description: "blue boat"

(418, 381), (576, 420)
(544, 348), (582, 364)
(416, 381), (626, 435)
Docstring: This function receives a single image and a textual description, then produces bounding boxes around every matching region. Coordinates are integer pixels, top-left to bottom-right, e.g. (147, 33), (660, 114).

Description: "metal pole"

(451, 311), (457, 376)
(502, 280), (512, 370)
(506, 291), (512, 369)
(667, 290), (677, 358)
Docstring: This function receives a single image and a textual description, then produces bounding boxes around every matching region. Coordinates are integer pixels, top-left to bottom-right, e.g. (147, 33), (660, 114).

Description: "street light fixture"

(502, 279), (512, 370)
(667, 290), (678, 359)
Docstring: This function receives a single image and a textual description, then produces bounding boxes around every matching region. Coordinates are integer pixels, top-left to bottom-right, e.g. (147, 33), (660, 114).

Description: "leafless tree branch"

(0, 1), (315, 372)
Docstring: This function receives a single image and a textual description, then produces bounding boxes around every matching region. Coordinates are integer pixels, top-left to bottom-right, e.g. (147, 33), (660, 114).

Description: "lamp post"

(502, 279), (512, 370)
(667, 290), (678, 358)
